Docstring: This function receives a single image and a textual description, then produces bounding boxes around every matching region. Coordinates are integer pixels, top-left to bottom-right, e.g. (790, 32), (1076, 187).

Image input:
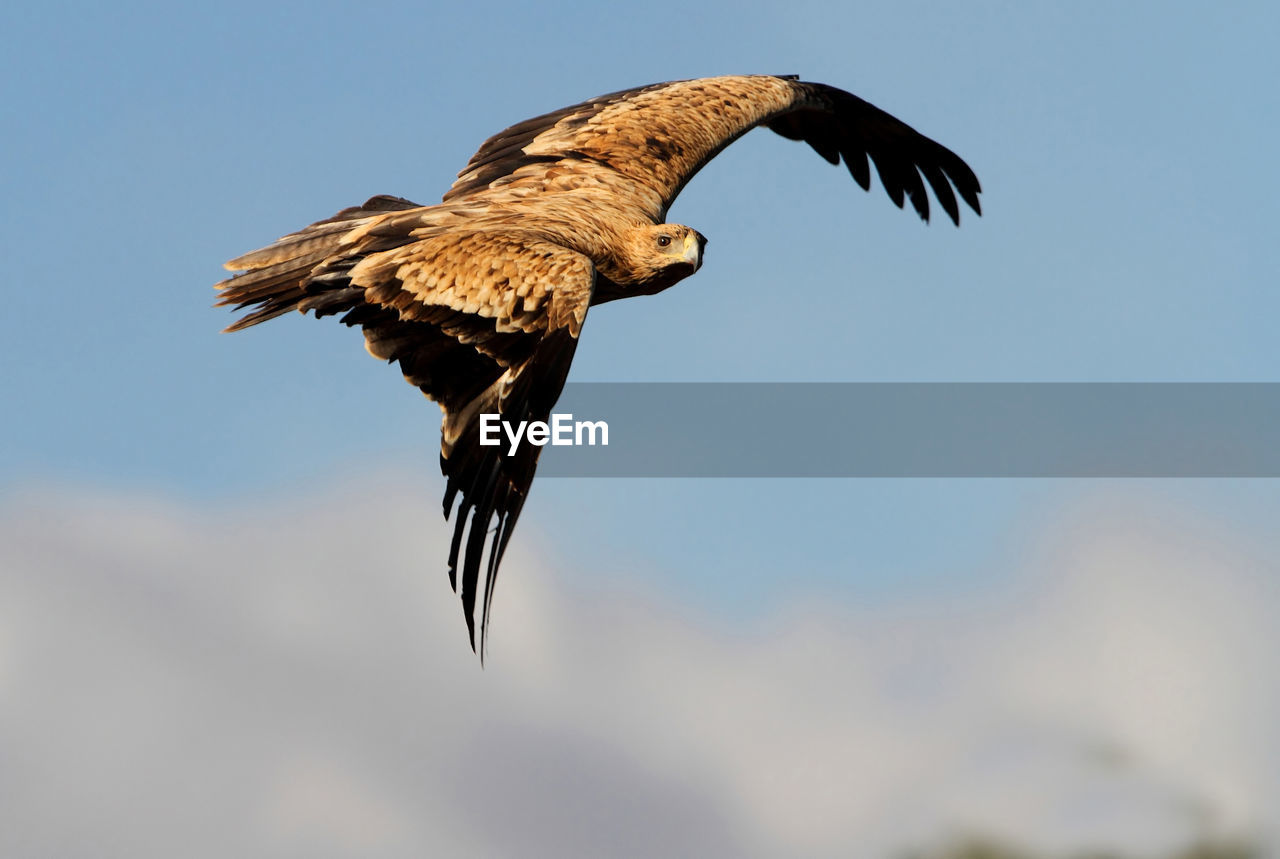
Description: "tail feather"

(217, 251), (335, 331)
(215, 195), (423, 332)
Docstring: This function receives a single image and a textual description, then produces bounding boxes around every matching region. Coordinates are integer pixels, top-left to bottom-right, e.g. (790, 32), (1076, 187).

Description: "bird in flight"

(216, 75), (981, 658)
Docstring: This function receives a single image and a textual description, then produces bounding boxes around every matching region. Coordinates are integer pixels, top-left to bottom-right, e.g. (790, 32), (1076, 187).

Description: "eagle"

(216, 75), (981, 657)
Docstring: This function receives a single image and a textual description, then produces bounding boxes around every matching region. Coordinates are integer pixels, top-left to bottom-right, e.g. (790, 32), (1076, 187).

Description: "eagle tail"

(215, 195), (422, 332)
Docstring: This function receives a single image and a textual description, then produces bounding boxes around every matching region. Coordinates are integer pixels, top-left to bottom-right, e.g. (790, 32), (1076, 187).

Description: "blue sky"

(4, 2), (1280, 614)
(3, 2), (1280, 854)
(4, 1), (1278, 613)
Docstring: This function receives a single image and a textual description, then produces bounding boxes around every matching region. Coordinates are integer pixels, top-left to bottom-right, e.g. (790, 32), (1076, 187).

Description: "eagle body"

(216, 75), (981, 658)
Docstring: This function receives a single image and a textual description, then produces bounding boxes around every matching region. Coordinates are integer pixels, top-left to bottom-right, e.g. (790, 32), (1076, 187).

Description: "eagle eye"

(656, 234), (672, 248)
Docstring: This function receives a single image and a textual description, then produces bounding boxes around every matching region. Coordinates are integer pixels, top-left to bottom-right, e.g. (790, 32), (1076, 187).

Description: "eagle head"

(612, 223), (707, 297)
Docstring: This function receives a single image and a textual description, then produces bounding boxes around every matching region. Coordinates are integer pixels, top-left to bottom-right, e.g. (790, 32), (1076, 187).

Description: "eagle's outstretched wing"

(217, 204), (593, 657)
(446, 75), (980, 225)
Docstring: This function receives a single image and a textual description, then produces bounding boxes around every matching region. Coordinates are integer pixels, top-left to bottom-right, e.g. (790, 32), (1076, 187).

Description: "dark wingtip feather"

(904, 166), (931, 222)
(779, 81), (981, 226)
(446, 503), (466, 594)
(459, 499), (490, 651)
(842, 149), (872, 191)
(868, 152), (907, 211)
(918, 161), (961, 226)
(955, 170), (982, 217)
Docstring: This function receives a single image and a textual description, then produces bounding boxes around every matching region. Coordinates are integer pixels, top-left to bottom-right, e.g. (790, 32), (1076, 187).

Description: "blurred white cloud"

(0, 480), (1275, 858)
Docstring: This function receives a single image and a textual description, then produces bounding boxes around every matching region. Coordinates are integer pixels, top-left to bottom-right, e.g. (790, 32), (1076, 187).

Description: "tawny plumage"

(215, 75), (981, 658)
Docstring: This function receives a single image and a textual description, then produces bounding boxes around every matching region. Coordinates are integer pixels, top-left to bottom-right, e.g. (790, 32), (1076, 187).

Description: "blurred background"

(2, 2), (1278, 856)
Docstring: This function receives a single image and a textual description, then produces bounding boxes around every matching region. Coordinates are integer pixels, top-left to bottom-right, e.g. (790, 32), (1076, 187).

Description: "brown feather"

(447, 75), (980, 225)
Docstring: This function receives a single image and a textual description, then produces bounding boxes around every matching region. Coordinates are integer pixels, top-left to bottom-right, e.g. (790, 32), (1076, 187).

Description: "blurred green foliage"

(902, 836), (1266, 859)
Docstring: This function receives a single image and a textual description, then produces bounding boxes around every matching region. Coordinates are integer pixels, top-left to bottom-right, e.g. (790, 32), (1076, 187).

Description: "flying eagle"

(216, 75), (981, 657)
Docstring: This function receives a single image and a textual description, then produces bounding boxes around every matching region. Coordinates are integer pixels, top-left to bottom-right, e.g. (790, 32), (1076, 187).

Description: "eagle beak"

(682, 231), (702, 271)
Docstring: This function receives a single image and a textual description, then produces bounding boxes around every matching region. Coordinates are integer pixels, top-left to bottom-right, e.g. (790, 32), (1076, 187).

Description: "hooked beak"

(682, 231), (704, 271)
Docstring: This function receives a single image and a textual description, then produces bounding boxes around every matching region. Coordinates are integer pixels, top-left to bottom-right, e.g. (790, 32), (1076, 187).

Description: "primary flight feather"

(216, 74), (981, 658)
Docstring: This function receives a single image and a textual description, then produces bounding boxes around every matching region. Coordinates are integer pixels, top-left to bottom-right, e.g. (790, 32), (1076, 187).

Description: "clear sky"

(2, 2), (1279, 855)
(5, 1), (1279, 606)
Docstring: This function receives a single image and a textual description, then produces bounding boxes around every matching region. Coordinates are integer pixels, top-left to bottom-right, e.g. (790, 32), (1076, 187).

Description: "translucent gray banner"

(527, 383), (1280, 477)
